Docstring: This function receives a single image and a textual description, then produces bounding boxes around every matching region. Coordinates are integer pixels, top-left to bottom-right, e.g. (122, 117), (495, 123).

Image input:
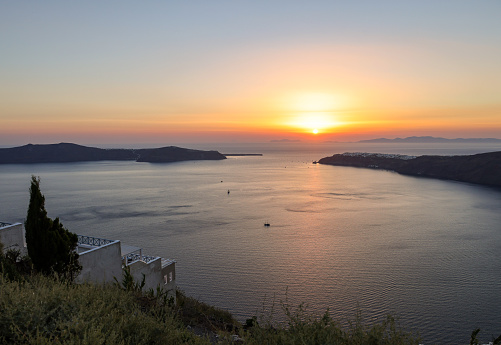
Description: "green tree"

(24, 176), (81, 280)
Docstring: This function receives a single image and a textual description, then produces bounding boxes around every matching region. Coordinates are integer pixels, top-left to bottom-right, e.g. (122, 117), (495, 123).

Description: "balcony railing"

(77, 235), (115, 247)
(77, 234), (159, 266)
(124, 252), (158, 265)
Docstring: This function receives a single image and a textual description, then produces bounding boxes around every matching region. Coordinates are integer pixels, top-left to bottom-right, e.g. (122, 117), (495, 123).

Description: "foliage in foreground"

(0, 271), (424, 345)
(24, 175), (81, 280)
(0, 274), (207, 345)
(227, 304), (419, 345)
(2, 257), (499, 345)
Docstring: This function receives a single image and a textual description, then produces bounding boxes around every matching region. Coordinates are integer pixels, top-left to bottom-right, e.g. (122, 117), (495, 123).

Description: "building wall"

(1, 224), (176, 299)
(76, 240), (122, 285)
(0, 223), (26, 254)
(129, 259), (176, 301)
(129, 258), (163, 290)
(162, 262), (176, 301)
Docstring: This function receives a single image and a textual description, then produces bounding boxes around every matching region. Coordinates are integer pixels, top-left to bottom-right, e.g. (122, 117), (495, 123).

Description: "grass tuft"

(0, 273), (208, 344)
(11, 269), (497, 344)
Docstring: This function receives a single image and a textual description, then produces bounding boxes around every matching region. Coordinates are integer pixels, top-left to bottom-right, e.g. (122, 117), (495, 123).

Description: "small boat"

(264, 222), (270, 227)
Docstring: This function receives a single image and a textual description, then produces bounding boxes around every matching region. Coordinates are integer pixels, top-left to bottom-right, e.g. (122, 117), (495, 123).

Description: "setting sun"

(288, 111), (340, 134)
(279, 92), (345, 134)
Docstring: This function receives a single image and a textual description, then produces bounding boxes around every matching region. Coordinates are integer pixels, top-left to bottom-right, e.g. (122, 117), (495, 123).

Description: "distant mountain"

(318, 151), (501, 187)
(135, 146), (225, 163)
(270, 139), (301, 143)
(0, 143), (226, 164)
(358, 136), (501, 143)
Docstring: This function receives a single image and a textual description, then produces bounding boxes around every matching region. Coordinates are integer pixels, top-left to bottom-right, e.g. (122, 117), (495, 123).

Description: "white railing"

(77, 234), (159, 266)
(77, 234), (114, 247)
(124, 251), (158, 265)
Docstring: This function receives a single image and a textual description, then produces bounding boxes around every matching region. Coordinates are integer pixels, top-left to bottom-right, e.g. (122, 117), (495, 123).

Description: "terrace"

(76, 234), (176, 299)
(77, 234), (170, 267)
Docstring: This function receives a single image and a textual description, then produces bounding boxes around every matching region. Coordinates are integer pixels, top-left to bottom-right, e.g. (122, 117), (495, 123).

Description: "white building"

(0, 222), (26, 254)
(0, 222), (176, 300)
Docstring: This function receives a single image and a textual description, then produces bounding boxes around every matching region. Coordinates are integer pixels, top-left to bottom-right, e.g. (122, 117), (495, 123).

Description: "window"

(164, 272), (174, 284)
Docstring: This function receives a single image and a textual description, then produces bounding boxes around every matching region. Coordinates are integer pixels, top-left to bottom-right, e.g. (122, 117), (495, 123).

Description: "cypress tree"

(24, 176), (81, 279)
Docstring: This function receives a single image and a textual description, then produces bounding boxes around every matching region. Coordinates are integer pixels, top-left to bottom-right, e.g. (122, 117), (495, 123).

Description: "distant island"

(0, 143), (226, 164)
(358, 136), (501, 143)
(223, 153), (263, 156)
(318, 151), (501, 187)
(270, 139), (302, 143)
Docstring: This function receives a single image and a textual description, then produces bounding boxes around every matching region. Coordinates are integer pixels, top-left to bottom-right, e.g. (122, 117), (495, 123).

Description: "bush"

(0, 241), (31, 281)
(0, 274), (208, 345)
(232, 302), (420, 345)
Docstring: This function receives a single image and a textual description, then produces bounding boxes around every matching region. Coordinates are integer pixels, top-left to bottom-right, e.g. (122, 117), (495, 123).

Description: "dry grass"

(0, 271), (424, 345)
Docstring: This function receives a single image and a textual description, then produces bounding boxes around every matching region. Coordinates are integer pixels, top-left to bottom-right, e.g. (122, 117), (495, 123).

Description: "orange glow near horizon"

(2, 93), (501, 144)
(275, 92), (350, 135)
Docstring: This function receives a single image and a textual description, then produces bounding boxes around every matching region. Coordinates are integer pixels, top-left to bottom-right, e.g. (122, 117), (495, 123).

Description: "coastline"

(318, 151), (501, 187)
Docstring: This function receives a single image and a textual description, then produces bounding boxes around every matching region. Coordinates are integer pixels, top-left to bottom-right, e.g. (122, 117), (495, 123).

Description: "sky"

(1, 1), (501, 146)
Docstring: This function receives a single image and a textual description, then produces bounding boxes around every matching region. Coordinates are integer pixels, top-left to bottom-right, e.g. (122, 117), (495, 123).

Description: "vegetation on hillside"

(0, 270), (421, 345)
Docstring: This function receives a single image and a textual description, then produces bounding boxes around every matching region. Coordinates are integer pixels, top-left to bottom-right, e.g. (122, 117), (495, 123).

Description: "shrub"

(0, 274), (208, 345)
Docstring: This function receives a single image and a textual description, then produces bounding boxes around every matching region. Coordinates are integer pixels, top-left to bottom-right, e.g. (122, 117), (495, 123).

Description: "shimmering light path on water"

(1, 142), (501, 344)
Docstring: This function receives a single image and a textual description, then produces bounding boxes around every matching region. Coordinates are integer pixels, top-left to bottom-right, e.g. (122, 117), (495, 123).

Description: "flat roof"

(121, 244), (141, 257)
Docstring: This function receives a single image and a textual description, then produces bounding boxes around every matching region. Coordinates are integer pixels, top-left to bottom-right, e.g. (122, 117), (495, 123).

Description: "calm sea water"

(1, 142), (501, 344)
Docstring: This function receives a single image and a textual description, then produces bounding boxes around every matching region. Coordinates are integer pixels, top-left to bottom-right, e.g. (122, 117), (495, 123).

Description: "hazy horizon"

(2, 135), (501, 152)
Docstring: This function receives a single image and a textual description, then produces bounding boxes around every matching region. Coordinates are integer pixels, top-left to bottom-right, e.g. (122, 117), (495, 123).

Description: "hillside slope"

(318, 151), (501, 187)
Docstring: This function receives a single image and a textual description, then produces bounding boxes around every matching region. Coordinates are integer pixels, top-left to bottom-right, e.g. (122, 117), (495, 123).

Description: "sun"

(290, 111), (338, 134)
(281, 92), (342, 134)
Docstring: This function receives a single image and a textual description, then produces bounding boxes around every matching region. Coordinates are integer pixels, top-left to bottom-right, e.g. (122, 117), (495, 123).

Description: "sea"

(1, 142), (501, 345)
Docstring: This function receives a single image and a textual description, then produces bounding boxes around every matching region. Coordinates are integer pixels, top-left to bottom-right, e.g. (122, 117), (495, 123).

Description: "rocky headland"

(318, 151), (501, 187)
(0, 143), (226, 164)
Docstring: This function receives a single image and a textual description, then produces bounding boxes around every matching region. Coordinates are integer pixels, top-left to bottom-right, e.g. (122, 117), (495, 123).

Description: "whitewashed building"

(0, 222), (26, 254)
(0, 222), (176, 300)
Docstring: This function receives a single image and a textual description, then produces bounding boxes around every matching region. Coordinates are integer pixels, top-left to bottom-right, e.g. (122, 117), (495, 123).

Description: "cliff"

(0, 143), (226, 164)
(318, 151), (501, 187)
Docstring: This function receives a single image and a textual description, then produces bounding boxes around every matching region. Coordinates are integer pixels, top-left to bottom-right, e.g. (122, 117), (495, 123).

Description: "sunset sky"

(1, 1), (501, 146)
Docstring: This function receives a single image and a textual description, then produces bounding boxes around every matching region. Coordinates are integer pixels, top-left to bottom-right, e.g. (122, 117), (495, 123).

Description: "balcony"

(76, 234), (173, 267)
